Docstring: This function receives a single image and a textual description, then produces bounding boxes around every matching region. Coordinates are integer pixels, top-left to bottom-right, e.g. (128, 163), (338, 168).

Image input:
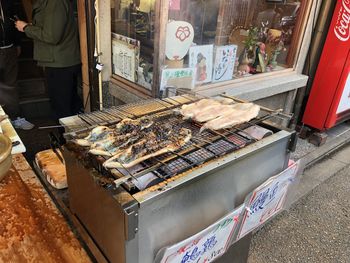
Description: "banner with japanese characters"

(156, 205), (243, 263)
(237, 160), (301, 240)
(160, 68), (195, 91)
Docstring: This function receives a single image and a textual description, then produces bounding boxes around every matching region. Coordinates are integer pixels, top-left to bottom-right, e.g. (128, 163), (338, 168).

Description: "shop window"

(111, 0), (156, 90)
(111, 0), (303, 96)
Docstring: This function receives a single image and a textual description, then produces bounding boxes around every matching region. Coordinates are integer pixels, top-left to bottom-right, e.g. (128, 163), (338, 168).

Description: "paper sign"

(189, 45), (214, 84)
(169, 0), (181, 10)
(160, 68), (195, 91)
(237, 161), (300, 239)
(213, 45), (237, 82)
(158, 206), (243, 263)
(112, 33), (140, 82)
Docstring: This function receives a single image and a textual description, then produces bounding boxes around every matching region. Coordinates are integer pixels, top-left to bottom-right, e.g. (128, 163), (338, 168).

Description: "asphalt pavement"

(247, 144), (350, 263)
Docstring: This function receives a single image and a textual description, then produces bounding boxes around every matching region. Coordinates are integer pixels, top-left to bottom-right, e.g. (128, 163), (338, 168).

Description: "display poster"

(189, 45), (214, 84)
(237, 161), (300, 239)
(112, 33), (140, 82)
(158, 205), (243, 263)
(336, 73), (350, 114)
(160, 68), (195, 91)
(213, 45), (237, 82)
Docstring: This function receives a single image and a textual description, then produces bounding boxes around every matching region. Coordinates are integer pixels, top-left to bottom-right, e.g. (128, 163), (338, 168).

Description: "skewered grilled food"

(179, 99), (260, 131)
(103, 128), (191, 169)
(74, 117), (153, 147)
(200, 103), (260, 132)
(180, 99), (222, 120)
(75, 126), (113, 146)
(88, 123), (174, 157)
(194, 104), (236, 122)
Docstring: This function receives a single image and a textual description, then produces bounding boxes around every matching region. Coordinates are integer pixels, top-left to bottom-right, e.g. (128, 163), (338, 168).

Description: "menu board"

(112, 33), (140, 82)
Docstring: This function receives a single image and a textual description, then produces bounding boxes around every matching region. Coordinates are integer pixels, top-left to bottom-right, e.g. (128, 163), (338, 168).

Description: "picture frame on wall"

(189, 45), (214, 84)
(213, 45), (237, 83)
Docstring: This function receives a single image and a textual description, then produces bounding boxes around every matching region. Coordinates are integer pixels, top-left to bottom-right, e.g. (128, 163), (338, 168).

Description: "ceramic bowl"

(0, 134), (12, 182)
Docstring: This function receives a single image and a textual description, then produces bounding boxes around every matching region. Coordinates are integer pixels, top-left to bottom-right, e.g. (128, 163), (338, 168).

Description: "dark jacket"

(0, 0), (20, 47)
(24, 0), (81, 67)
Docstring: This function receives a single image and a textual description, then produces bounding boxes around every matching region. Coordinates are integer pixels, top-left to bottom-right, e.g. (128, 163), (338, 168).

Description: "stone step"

(18, 78), (47, 100)
(18, 59), (44, 80)
(19, 98), (52, 119)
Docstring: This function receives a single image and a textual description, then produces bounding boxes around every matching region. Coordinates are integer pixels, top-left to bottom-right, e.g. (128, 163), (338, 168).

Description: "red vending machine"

(303, 0), (350, 131)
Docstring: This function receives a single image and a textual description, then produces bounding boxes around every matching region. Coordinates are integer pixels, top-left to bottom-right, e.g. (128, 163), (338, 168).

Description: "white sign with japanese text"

(160, 68), (195, 91)
(158, 205), (243, 263)
(237, 161), (300, 239)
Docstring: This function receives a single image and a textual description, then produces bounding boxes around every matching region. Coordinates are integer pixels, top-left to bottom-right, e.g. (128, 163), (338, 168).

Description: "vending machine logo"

(334, 0), (350, 42)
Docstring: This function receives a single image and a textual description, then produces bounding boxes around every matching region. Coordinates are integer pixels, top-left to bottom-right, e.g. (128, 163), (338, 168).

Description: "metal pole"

(94, 0), (104, 111)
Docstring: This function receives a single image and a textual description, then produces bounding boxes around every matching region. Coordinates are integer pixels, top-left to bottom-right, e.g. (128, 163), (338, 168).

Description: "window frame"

(109, 0), (315, 98)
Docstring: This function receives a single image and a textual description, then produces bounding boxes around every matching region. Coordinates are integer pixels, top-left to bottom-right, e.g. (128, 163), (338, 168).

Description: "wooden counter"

(0, 154), (91, 263)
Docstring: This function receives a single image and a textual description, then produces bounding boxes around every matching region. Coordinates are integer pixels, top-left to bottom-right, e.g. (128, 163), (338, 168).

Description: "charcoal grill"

(62, 94), (296, 263)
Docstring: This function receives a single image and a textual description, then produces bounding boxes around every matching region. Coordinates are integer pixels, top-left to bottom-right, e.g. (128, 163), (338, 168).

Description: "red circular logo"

(175, 26), (191, 42)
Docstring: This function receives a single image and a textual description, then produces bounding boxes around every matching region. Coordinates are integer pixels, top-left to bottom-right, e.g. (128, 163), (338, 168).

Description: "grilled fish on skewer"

(116, 117), (153, 133)
(89, 123), (173, 157)
(103, 128), (192, 169)
(194, 104), (236, 122)
(180, 99), (221, 119)
(74, 116), (153, 147)
(200, 103), (260, 132)
(75, 126), (113, 146)
(89, 133), (139, 156)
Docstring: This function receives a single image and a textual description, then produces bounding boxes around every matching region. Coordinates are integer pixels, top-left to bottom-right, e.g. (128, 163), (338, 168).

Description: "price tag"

(158, 206), (243, 263)
(237, 161), (300, 239)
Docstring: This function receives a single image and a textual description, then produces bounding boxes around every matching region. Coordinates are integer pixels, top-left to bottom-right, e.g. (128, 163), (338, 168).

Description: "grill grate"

(184, 148), (214, 165)
(117, 99), (173, 117)
(227, 133), (250, 148)
(205, 139), (238, 156)
(67, 95), (279, 192)
(159, 158), (191, 177)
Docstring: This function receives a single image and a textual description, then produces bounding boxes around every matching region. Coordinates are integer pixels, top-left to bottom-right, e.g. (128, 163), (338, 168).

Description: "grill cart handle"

(48, 132), (64, 164)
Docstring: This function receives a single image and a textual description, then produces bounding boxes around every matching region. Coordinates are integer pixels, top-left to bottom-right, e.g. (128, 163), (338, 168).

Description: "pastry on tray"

(35, 149), (67, 189)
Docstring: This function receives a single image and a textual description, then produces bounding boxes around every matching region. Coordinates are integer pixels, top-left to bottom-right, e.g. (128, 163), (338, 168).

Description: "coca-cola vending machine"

(303, 0), (350, 131)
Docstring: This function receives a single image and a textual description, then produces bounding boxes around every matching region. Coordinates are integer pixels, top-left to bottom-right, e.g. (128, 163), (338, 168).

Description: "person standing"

(15, 0), (82, 121)
(0, 1), (19, 116)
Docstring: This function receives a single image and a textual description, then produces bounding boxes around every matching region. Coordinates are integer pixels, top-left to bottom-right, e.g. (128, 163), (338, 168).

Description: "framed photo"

(189, 45), (214, 84)
(213, 45), (237, 83)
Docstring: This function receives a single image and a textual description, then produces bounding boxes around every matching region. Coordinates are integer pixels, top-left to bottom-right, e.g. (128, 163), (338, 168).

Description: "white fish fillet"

(193, 104), (236, 122)
(200, 104), (260, 132)
(180, 99), (221, 119)
(217, 98), (234, 105)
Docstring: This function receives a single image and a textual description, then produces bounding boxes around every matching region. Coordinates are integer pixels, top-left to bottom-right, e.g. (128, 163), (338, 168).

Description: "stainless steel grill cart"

(61, 95), (296, 263)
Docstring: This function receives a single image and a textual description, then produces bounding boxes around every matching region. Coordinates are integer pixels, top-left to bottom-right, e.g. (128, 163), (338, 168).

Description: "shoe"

(11, 117), (35, 130)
